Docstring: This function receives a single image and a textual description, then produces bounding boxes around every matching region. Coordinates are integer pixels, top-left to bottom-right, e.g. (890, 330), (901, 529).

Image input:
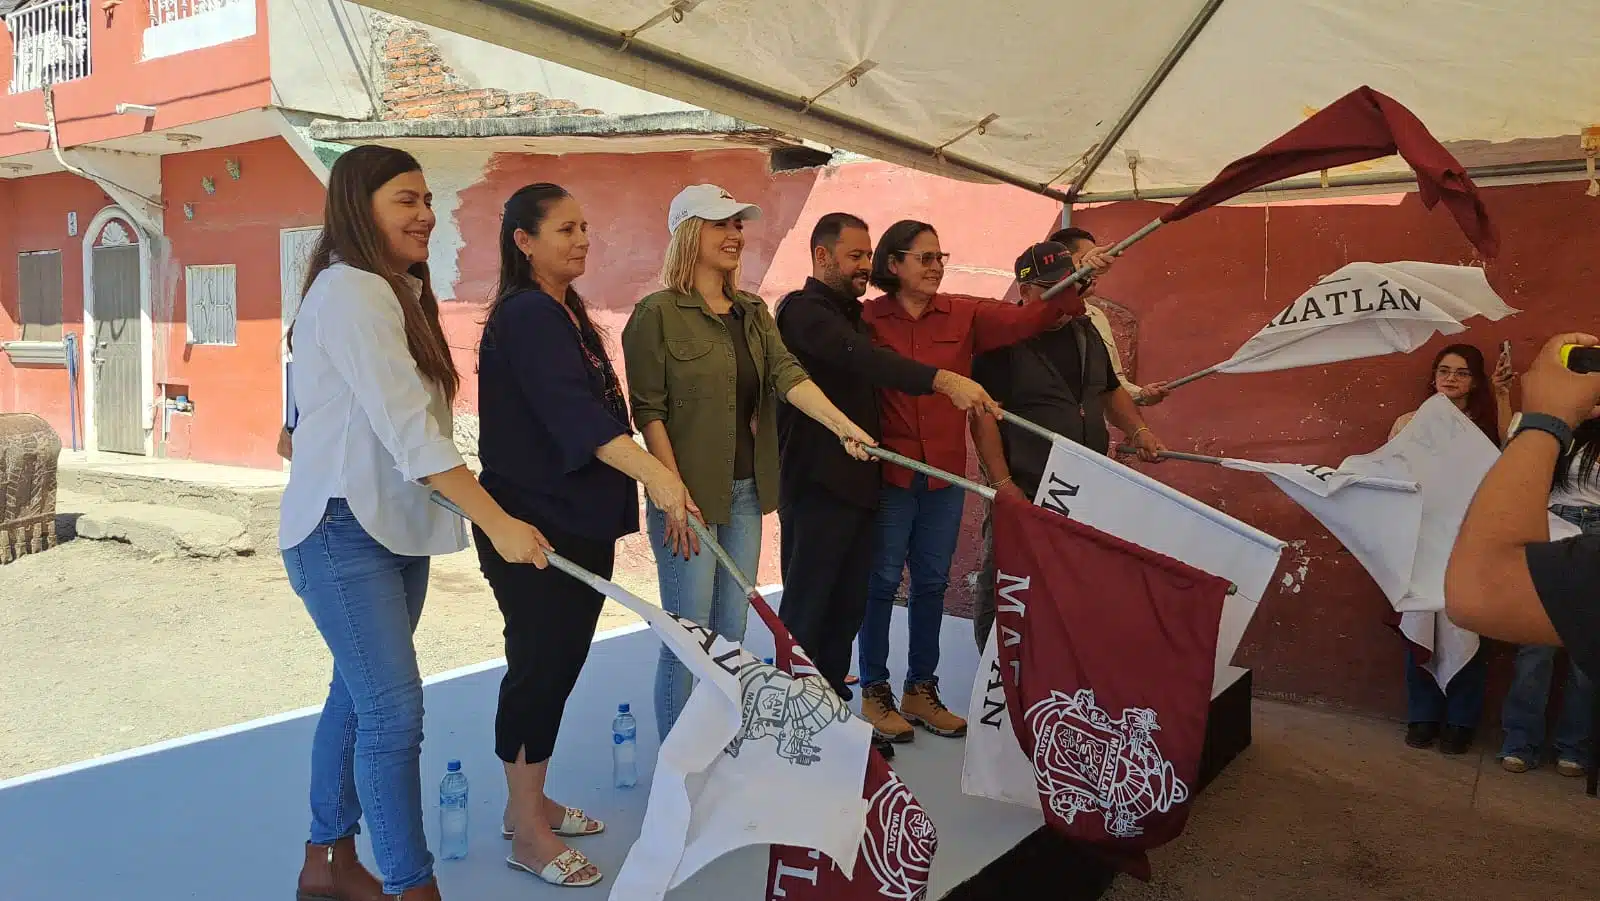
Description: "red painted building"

(3, 4), (1595, 721)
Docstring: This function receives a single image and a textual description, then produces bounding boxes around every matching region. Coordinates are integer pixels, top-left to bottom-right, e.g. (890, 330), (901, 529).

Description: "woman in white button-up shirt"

(278, 146), (548, 901)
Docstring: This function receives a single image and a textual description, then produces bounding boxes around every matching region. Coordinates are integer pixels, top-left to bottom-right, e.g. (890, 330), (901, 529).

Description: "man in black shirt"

(967, 239), (1166, 648)
(1448, 331), (1600, 678)
(775, 213), (996, 725)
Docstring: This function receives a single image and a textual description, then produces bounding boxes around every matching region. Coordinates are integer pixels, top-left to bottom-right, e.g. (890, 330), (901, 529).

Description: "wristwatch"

(1511, 412), (1573, 455)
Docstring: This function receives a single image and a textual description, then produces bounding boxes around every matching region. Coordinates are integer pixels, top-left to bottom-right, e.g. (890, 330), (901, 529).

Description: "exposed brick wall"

(374, 16), (604, 121)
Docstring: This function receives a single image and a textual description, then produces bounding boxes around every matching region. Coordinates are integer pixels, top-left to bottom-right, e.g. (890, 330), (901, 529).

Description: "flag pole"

(687, 516), (760, 599)
(1115, 444), (1225, 465)
(1161, 364), (1221, 391)
(427, 491), (608, 591)
(860, 445), (996, 500)
(1040, 217), (1166, 301)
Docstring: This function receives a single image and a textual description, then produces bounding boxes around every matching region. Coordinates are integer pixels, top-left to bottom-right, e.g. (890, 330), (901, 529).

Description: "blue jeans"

(282, 499), (433, 895)
(1498, 503), (1600, 766)
(858, 473), (966, 689)
(1405, 644), (1487, 729)
(1499, 645), (1594, 766)
(649, 478), (762, 741)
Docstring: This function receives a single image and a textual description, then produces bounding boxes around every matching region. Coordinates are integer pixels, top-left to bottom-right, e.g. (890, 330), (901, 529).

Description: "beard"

(822, 262), (867, 298)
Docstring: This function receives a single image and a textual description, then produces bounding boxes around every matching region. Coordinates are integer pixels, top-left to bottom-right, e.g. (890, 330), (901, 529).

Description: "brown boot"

(860, 682), (914, 743)
(296, 837), (385, 901)
(901, 680), (967, 737)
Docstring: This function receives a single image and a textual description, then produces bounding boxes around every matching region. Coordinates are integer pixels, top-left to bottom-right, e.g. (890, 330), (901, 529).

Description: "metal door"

(91, 243), (143, 454)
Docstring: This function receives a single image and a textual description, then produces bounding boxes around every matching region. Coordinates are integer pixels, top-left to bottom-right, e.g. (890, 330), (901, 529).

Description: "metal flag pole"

(1039, 218), (1166, 301)
(1117, 445), (1418, 492)
(1161, 364), (1222, 391)
(687, 515), (759, 599)
(427, 492), (609, 591)
(1114, 444), (1224, 465)
(1160, 322), (1335, 392)
(859, 445), (995, 500)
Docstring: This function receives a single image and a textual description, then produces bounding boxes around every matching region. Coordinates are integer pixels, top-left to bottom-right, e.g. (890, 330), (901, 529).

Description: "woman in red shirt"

(855, 219), (1110, 743)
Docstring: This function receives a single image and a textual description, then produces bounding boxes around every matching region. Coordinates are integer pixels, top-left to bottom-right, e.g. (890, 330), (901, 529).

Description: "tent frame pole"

(1062, 0), (1227, 201)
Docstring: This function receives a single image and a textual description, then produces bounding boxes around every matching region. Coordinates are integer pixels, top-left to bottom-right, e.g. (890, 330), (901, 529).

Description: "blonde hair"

(660, 217), (740, 297)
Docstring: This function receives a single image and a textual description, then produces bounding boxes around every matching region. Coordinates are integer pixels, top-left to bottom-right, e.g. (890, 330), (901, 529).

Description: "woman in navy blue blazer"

(473, 183), (693, 888)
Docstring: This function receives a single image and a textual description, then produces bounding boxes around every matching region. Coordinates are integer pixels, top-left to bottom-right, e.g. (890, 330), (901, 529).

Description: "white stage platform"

(0, 608), (1047, 900)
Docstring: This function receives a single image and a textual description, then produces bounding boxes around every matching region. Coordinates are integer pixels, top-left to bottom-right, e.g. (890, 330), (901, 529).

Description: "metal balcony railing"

(6, 0), (92, 95)
(147, 0), (245, 28)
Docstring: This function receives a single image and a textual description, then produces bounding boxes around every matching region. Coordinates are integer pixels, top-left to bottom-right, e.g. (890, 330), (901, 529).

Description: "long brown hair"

(290, 145), (459, 400)
(1428, 343), (1497, 443)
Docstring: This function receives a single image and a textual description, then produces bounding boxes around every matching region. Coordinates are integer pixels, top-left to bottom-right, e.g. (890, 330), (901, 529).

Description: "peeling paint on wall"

(407, 148), (492, 301)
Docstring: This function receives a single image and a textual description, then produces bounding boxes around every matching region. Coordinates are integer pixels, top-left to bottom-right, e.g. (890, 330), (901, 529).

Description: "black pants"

(473, 522), (612, 765)
(778, 490), (875, 696)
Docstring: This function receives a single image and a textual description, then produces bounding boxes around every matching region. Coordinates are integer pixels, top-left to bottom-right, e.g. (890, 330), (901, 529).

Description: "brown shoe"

(901, 680), (967, 737)
(860, 682), (914, 743)
(296, 837), (385, 901)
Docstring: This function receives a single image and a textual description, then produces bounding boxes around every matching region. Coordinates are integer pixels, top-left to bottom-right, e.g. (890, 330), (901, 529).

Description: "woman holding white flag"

(1391, 343), (1513, 754)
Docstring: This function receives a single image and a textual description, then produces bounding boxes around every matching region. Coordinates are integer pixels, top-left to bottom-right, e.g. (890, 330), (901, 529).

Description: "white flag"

(576, 578), (871, 901)
(962, 439), (1286, 810)
(1219, 459), (1422, 606)
(1225, 395), (1579, 690)
(1217, 261), (1517, 374)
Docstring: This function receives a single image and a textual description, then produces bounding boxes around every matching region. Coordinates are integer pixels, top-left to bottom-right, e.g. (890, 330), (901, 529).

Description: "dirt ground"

(5, 532), (1598, 899)
(1108, 700), (1600, 901)
(0, 530), (648, 781)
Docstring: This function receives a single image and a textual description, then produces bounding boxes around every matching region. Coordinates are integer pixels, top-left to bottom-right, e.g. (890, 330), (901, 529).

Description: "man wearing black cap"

(968, 239), (1167, 648)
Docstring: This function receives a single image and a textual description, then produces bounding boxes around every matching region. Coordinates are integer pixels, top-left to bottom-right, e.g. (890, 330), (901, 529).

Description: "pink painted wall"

(440, 152), (1058, 584)
(0, 172), (116, 443)
(158, 138), (325, 468)
(0, 0), (270, 156)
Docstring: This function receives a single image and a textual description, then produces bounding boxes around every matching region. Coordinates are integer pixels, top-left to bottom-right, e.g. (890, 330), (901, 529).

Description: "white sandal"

(501, 807), (605, 839)
(506, 848), (603, 887)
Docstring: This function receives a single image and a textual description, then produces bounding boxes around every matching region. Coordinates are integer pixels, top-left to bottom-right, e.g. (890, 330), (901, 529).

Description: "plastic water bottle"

(439, 760), (469, 860)
(613, 703), (638, 788)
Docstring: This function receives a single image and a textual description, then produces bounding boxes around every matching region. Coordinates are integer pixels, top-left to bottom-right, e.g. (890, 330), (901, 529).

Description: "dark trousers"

(1406, 644), (1489, 729)
(473, 523), (613, 765)
(778, 490), (876, 696)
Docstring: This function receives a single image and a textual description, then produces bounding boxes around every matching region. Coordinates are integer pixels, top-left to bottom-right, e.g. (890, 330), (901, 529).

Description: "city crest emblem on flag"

(725, 664), (852, 766)
(860, 767), (937, 901)
(1024, 688), (1189, 838)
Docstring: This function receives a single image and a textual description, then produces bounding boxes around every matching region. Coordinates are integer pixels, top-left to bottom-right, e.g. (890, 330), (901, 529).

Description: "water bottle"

(613, 703), (638, 788)
(439, 760), (469, 860)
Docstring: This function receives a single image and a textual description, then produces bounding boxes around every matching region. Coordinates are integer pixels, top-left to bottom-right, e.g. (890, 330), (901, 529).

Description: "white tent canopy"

(350, 0), (1600, 202)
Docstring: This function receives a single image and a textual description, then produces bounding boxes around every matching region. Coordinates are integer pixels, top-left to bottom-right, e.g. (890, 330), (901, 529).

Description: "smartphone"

(1560, 344), (1600, 374)
(1500, 339), (1512, 361)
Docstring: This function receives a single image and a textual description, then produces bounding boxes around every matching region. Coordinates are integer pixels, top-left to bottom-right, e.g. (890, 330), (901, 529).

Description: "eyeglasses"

(894, 251), (950, 267)
(1435, 367), (1473, 380)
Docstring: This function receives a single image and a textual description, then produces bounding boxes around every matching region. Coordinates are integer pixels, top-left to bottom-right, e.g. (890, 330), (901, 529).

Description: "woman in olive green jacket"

(622, 184), (874, 739)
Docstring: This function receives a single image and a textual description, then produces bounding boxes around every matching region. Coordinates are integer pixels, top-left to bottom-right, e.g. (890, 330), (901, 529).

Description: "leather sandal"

(506, 848), (603, 887)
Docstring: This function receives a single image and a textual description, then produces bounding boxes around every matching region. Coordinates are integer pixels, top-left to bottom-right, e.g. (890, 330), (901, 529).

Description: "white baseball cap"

(667, 184), (762, 234)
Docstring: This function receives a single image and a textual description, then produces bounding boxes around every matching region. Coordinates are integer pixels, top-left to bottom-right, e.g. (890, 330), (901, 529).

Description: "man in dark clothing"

(968, 238), (1166, 649)
(776, 213), (996, 723)
(1448, 331), (1600, 679)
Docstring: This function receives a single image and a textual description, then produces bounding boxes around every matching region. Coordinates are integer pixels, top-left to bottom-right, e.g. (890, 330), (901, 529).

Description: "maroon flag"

(1163, 86), (1498, 258)
(990, 494), (1230, 878)
(750, 596), (938, 901)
